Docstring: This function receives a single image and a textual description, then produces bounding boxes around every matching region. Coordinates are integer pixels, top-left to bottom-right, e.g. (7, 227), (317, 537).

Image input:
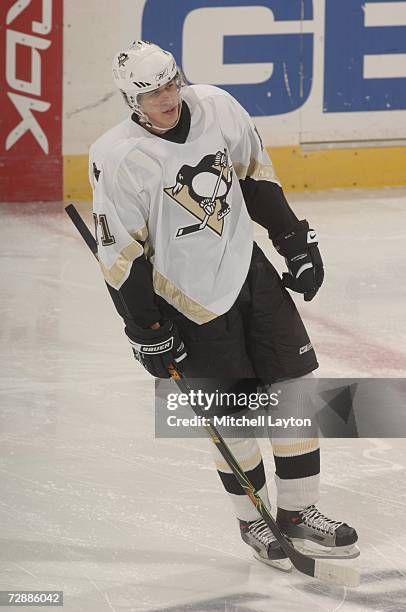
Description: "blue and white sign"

(324, 0), (406, 112)
(142, 0), (313, 116)
(139, 0), (406, 144)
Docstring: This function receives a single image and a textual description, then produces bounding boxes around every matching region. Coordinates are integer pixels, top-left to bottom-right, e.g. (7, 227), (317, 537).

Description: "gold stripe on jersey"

(99, 240), (144, 287)
(271, 437), (320, 457)
(130, 226), (156, 260)
(130, 226), (148, 242)
(233, 158), (279, 182)
(153, 268), (218, 325)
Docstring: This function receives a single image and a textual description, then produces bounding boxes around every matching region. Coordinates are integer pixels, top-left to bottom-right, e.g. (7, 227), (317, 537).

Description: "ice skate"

(239, 518), (292, 572)
(277, 505), (360, 559)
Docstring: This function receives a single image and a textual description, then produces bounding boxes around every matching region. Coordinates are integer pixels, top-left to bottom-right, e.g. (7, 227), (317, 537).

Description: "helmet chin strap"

(138, 102), (182, 133)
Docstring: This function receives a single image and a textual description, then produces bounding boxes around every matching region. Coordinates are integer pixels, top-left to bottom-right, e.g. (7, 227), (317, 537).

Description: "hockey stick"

(176, 150), (227, 237)
(64, 203), (360, 588)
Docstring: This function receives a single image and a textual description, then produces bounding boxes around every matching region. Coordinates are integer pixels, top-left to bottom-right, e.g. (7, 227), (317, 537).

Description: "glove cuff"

(125, 319), (172, 343)
(273, 219), (319, 256)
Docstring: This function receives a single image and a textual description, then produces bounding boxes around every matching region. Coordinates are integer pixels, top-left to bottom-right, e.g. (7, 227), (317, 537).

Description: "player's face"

(138, 78), (181, 129)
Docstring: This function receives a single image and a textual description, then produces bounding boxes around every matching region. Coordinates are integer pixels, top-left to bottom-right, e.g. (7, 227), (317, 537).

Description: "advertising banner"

(0, 0), (63, 202)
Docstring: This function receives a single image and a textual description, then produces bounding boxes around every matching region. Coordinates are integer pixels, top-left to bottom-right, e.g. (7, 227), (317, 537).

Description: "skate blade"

(253, 552), (293, 572)
(291, 539), (360, 559)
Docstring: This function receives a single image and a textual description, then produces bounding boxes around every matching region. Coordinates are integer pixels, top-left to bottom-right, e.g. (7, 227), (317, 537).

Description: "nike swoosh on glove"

(273, 220), (324, 301)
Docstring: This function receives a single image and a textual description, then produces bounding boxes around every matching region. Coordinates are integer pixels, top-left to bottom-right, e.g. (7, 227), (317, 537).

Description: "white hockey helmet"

(112, 40), (182, 117)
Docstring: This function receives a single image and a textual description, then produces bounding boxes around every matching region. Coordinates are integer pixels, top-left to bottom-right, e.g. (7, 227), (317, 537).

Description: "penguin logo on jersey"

(164, 149), (232, 238)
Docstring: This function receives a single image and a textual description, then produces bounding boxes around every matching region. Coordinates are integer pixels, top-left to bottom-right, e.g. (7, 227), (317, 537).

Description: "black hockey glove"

(125, 320), (187, 379)
(273, 220), (324, 301)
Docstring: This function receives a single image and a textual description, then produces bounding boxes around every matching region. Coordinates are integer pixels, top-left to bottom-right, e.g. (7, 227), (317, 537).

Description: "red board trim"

(0, 0), (63, 202)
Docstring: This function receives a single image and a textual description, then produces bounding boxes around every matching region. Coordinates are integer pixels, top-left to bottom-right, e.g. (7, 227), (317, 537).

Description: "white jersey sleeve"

(91, 141), (153, 290)
(209, 88), (280, 186)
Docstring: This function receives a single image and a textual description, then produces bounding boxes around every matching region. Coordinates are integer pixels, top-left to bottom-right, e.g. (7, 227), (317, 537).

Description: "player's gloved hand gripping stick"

(65, 204), (359, 588)
(125, 319), (187, 379)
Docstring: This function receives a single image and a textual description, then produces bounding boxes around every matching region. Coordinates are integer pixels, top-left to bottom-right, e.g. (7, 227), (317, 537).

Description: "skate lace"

(249, 518), (276, 546)
(300, 505), (343, 535)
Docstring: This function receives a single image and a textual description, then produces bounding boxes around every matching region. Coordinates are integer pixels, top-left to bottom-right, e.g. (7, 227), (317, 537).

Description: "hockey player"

(89, 40), (358, 571)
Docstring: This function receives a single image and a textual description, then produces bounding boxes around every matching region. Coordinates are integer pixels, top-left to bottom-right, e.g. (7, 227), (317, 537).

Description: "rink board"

(63, 145), (406, 200)
(63, 0), (406, 199)
(2, 0), (406, 201)
(1, 0), (63, 202)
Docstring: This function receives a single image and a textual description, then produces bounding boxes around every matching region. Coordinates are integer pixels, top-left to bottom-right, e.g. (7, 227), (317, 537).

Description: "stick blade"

(314, 559), (360, 588)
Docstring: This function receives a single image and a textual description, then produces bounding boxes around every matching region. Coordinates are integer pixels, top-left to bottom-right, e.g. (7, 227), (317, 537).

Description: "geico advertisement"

(134, 0), (406, 144)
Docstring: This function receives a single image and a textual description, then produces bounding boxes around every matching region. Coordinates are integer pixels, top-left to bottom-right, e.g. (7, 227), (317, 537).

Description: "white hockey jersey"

(89, 85), (279, 325)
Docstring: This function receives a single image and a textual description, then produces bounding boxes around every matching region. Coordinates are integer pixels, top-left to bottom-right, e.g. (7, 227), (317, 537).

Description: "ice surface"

(0, 189), (406, 611)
